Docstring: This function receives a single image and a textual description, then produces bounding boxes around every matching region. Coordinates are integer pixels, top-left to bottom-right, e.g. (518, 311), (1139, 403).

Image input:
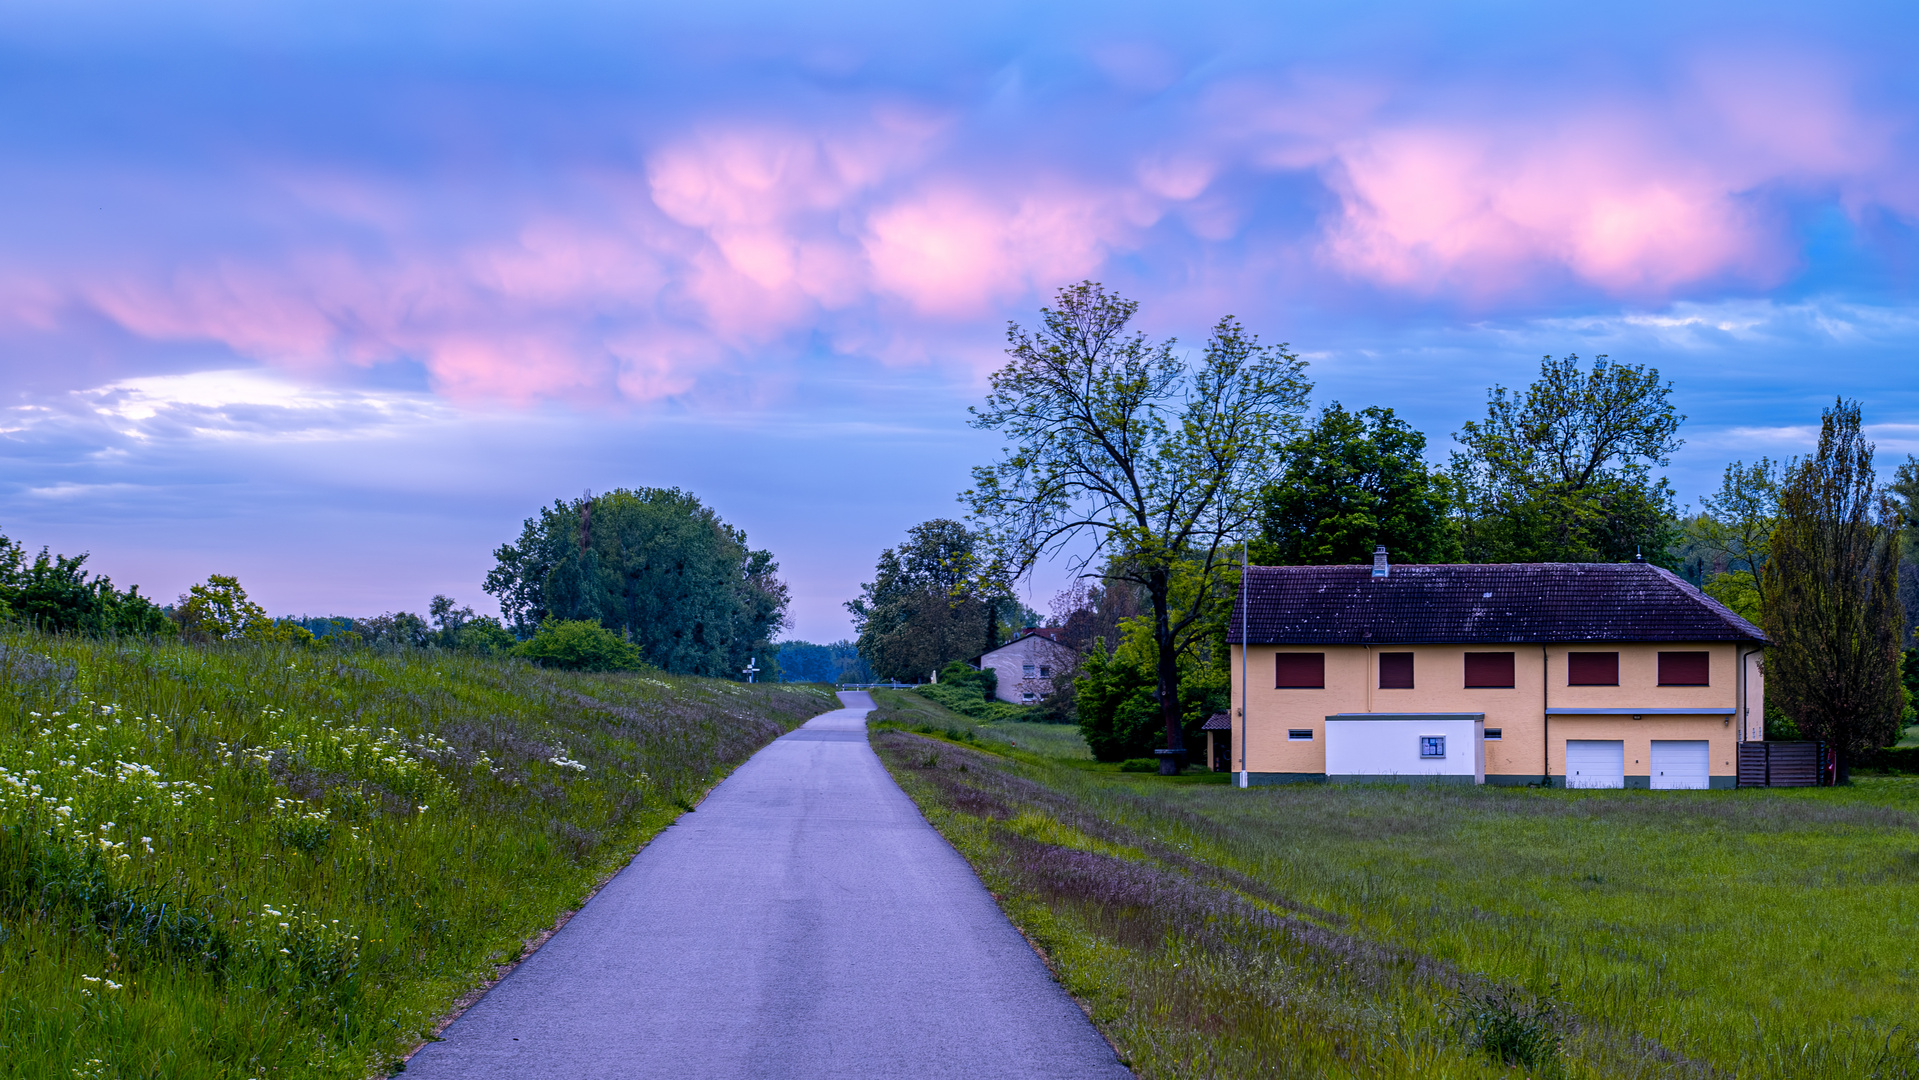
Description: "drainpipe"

(1239, 538), (1250, 790)
(1541, 645), (1550, 787)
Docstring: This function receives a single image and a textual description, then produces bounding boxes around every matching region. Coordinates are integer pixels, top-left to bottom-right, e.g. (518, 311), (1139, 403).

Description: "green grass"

(1899, 724), (1918, 748)
(0, 631), (834, 1078)
(869, 697), (1919, 1079)
(868, 689), (1090, 759)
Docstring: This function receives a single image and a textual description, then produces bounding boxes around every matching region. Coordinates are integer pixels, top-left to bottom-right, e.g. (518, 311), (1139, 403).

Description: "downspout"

(1541, 645), (1550, 787)
(1239, 539), (1250, 790)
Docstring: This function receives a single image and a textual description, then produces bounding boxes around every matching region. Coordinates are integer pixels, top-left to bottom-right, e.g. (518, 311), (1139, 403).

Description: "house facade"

(974, 629), (1076, 704)
(1227, 557), (1767, 789)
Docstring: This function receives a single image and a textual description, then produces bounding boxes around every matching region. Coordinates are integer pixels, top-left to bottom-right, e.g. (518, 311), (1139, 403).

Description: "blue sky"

(1, 0), (1915, 642)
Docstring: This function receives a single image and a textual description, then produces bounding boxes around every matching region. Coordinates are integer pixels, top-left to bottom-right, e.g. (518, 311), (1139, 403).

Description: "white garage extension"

(1565, 740), (1625, 789)
(1651, 740), (1711, 790)
(1323, 713), (1485, 784)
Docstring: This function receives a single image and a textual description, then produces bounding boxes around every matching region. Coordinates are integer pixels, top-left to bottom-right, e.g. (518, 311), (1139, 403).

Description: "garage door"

(1651, 740), (1710, 790)
(1566, 740), (1625, 789)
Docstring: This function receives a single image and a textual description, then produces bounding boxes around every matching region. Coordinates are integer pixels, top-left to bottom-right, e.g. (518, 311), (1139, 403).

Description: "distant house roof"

(1201, 712), (1233, 731)
(1227, 563), (1766, 646)
(971, 626), (1077, 666)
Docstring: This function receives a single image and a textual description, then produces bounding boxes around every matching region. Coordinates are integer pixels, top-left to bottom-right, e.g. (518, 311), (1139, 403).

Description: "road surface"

(404, 692), (1131, 1079)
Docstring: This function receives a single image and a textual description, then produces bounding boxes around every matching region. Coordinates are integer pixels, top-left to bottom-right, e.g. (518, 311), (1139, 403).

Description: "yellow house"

(1226, 551), (1767, 789)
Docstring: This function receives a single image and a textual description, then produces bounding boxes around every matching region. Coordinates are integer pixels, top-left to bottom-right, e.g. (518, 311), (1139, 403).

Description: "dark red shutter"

(1463, 652), (1515, 688)
(1275, 653), (1325, 689)
(1567, 652), (1619, 686)
(1378, 652), (1414, 689)
(1658, 651), (1710, 686)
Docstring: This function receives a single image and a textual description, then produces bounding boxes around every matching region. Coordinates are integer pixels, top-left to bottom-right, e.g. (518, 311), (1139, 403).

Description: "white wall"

(1324, 714), (1485, 782)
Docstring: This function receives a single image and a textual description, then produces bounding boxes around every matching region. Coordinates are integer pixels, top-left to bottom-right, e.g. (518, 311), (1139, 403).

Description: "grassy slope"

(870, 692), (1919, 1079)
(0, 632), (835, 1079)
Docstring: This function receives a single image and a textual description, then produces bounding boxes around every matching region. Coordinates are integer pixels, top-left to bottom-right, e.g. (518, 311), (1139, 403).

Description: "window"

(1288, 728), (1313, 740)
(1022, 664), (1037, 678)
(1379, 652), (1414, 689)
(1419, 735), (1446, 759)
(1658, 651), (1710, 686)
(1038, 665), (1051, 679)
(1463, 652), (1515, 688)
(1485, 728), (1503, 740)
(1275, 653), (1325, 688)
(1020, 692), (1037, 703)
(1567, 651), (1619, 686)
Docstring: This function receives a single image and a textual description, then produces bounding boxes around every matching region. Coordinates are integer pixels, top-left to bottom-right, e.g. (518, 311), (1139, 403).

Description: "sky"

(1, 0), (1916, 643)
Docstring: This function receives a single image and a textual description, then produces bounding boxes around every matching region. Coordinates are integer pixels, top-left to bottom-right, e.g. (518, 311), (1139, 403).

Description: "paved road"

(405, 692), (1131, 1080)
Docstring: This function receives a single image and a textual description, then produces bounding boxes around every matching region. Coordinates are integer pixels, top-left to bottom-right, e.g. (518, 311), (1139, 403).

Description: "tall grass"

(873, 693), (1919, 1079)
(0, 631), (833, 1078)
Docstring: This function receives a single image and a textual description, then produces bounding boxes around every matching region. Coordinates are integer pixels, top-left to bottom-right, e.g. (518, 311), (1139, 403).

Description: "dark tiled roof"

(1201, 712), (1233, 731)
(1227, 563), (1766, 645)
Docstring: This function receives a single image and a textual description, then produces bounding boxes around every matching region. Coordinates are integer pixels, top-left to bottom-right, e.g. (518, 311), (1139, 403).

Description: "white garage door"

(1566, 740), (1625, 789)
(1651, 740), (1710, 790)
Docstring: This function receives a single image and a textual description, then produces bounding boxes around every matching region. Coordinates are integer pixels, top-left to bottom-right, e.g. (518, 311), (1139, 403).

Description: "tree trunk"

(1150, 568), (1185, 775)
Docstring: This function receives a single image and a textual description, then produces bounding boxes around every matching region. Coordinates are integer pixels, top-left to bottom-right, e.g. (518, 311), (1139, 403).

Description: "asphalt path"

(405, 692), (1131, 1080)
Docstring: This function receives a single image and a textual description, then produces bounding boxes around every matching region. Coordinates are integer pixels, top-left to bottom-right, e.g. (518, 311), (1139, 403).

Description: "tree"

(1762, 400), (1906, 781)
(1452, 355), (1683, 563)
(1252, 403), (1457, 566)
(1685, 458), (1781, 623)
(484, 488), (788, 678)
(172, 575), (312, 644)
(846, 520), (1019, 682)
(967, 282), (1310, 773)
(1890, 456), (1919, 654)
(0, 535), (172, 637)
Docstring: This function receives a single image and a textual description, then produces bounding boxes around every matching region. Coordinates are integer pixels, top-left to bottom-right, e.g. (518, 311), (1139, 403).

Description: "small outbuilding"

(973, 628), (1077, 704)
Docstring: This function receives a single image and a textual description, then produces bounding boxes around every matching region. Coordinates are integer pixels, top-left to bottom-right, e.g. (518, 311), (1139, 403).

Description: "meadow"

(870, 691), (1919, 1079)
(0, 631), (834, 1079)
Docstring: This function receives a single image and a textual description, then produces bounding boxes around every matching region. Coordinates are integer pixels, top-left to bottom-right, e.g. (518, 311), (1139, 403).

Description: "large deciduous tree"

(1684, 457), (1782, 623)
(1762, 400), (1906, 781)
(845, 519), (1013, 682)
(1452, 355), (1683, 563)
(1253, 403), (1457, 566)
(966, 282), (1310, 773)
(484, 488), (787, 678)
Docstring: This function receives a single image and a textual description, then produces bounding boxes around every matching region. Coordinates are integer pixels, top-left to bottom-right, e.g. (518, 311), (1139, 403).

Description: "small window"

(1275, 653), (1325, 688)
(1288, 728), (1314, 740)
(1037, 665), (1051, 679)
(1484, 728), (1503, 740)
(1419, 735), (1446, 759)
(1464, 652), (1515, 688)
(1022, 663), (1037, 678)
(1658, 651), (1710, 686)
(1567, 651), (1619, 686)
(1020, 692), (1036, 703)
(1379, 652), (1414, 689)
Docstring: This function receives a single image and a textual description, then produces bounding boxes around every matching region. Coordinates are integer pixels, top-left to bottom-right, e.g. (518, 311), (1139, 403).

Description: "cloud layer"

(1, 2), (1914, 405)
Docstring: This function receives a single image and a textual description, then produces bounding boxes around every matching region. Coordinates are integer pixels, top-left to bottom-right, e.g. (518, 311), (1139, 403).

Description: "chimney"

(1372, 544), (1389, 578)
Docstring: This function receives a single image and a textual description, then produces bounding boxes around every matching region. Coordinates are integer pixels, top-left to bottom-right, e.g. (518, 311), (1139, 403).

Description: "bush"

(1119, 758), (1159, 772)
(513, 620), (646, 672)
(1453, 981), (1564, 1075)
(1858, 745), (1919, 773)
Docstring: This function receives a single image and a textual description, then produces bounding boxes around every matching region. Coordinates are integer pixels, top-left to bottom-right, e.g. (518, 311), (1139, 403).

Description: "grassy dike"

(867, 689), (1919, 1080)
(0, 632), (835, 1079)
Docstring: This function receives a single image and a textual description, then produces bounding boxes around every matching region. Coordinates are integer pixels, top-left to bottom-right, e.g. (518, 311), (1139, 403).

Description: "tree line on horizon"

(846, 282), (1916, 777)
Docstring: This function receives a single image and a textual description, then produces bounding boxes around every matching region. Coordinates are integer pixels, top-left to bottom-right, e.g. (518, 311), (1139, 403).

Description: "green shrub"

(1119, 758), (1159, 772)
(1453, 981), (1564, 1075)
(513, 619), (646, 672)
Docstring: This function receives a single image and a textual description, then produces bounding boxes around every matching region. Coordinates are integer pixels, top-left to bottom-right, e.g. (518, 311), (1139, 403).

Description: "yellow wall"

(1229, 641), (1754, 779)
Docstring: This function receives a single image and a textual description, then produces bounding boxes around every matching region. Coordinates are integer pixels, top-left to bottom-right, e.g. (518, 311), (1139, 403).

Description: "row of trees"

(842, 519), (1039, 683)
(880, 281), (1910, 773)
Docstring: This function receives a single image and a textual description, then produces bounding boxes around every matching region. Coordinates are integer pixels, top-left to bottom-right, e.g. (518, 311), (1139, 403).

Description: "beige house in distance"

(1227, 551), (1767, 789)
(974, 628), (1076, 704)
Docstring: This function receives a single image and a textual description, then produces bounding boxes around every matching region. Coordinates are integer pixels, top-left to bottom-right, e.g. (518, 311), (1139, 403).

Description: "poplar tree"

(1762, 400), (1906, 780)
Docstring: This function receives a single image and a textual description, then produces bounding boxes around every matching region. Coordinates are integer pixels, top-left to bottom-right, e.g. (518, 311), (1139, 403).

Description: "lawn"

(0, 632), (835, 1079)
(870, 693), (1919, 1079)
